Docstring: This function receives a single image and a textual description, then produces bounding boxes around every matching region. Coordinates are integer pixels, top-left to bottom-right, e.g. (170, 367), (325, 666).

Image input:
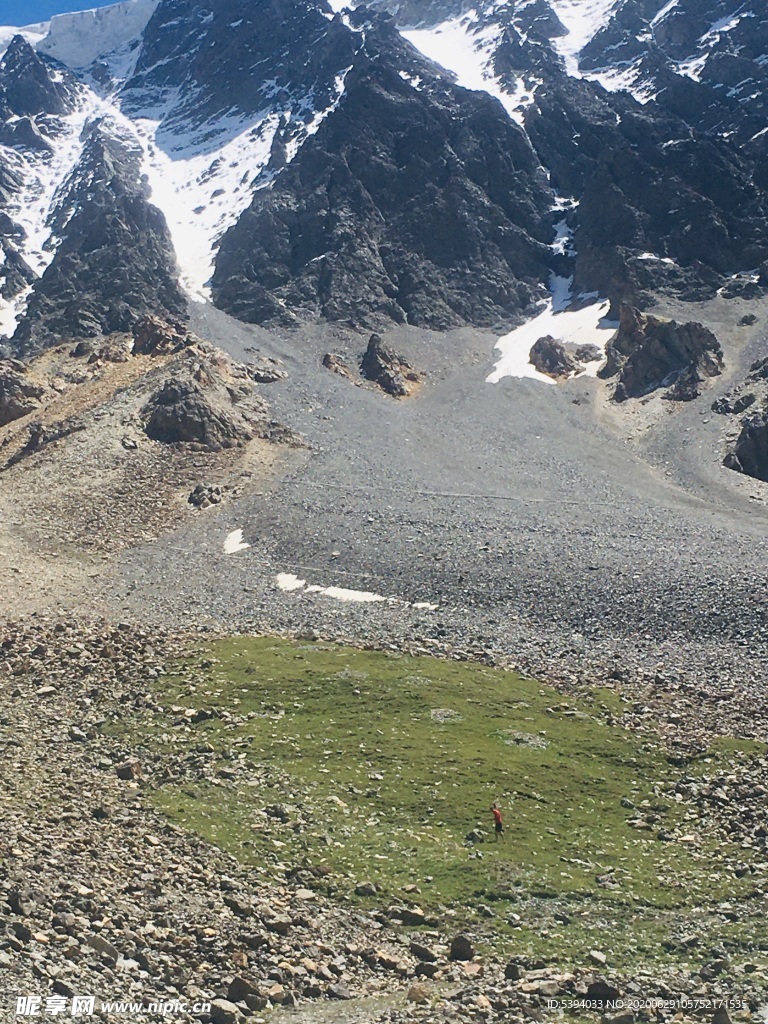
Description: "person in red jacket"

(491, 803), (504, 842)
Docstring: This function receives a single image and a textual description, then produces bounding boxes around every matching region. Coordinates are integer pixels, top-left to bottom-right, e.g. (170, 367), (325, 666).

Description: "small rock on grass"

(449, 934), (474, 961)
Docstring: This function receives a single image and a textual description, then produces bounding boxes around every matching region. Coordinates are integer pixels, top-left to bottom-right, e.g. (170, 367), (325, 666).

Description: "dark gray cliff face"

(358, 0), (768, 316)
(580, 0), (768, 139)
(524, 75), (768, 309)
(122, 0), (359, 132)
(11, 123), (186, 357)
(0, 36), (79, 119)
(0, 39), (81, 315)
(212, 14), (555, 330)
(207, 0), (768, 328)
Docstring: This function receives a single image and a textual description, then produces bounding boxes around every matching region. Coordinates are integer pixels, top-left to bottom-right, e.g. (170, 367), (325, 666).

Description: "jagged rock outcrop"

(0, 36), (79, 119)
(0, 360), (47, 426)
(724, 402), (768, 483)
(713, 393), (757, 417)
(0, 243), (35, 304)
(716, 354), (768, 482)
(132, 315), (193, 357)
(11, 122), (186, 358)
(600, 305), (723, 402)
(0, 38), (81, 320)
(141, 354), (270, 450)
(360, 333), (421, 397)
(322, 353), (353, 379)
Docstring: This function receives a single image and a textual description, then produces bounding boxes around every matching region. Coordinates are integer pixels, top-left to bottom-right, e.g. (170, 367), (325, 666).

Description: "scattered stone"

(587, 980), (621, 1003)
(504, 960), (523, 980)
(115, 759), (142, 781)
(322, 353), (353, 379)
(407, 983), (430, 1004)
(87, 934), (120, 962)
(188, 483), (225, 509)
(132, 315), (192, 356)
(355, 881), (378, 897)
(209, 998), (242, 1024)
(245, 361), (287, 384)
(328, 982), (353, 1000)
(410, 940), (438, 962)
(449, 934), (474, 961)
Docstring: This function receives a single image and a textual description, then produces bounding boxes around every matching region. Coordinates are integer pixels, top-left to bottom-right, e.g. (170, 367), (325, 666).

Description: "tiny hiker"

(491, 802), (504, 842)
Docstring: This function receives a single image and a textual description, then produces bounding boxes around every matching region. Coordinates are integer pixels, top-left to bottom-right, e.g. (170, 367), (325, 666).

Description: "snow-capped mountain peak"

(37, 0), (160, 77)
(0, 0), (767, 354)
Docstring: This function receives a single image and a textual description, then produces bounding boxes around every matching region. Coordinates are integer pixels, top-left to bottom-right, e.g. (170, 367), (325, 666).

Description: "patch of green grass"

(109, 637), (768, 972)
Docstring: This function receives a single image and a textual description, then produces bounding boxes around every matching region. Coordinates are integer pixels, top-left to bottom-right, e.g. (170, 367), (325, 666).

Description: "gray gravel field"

(109, 302), (768, 700)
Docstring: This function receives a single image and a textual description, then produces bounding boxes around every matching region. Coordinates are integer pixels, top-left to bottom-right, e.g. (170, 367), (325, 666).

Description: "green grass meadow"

(109, 637), (768, 971)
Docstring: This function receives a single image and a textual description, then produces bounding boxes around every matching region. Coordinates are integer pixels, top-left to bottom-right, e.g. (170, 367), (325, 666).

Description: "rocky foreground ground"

(1, 618), (766, 1024)
(1, 303), (767, 1021)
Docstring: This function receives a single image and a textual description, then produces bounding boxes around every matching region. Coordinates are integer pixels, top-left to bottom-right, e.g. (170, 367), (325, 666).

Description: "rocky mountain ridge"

(0, 0), (766, 351)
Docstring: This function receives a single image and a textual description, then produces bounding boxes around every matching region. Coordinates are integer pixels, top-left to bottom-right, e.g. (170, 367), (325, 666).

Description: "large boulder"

(529, 335), (579, 379)
(360, 334), (420, 397)
(0, 360), (46, 426)
(600, 304), (723, 401)
(142, 355), (269, 450)
(724, 400), (768, 483)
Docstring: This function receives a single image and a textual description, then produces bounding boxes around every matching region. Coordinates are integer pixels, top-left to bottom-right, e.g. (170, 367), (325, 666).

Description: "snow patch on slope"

(548, 0), (619, 75)
(588, 59), (656, 102)
(224, 529), (250, 554)
(134, 109), (282, 302)
(403, 15), (538, 125)
(0, 98), (100, 279)
(487, 276), (616, 385)
(133, 68), (353, 302)
(0, 285), (33, 340)
(276, 573), (438, 609)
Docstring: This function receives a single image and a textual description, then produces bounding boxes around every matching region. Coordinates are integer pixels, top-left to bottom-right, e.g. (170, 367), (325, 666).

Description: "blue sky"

(0, 0), (115, 25)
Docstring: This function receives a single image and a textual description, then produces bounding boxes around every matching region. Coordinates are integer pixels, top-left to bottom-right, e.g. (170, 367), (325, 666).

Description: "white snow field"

(547, 0), (620, 75)
(402, 16), (539, 125)
(134, 109), (284, 301)
(37, 0), (159, 73)
(0, 22), (49, 57)
(487, 277), (617, 385)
